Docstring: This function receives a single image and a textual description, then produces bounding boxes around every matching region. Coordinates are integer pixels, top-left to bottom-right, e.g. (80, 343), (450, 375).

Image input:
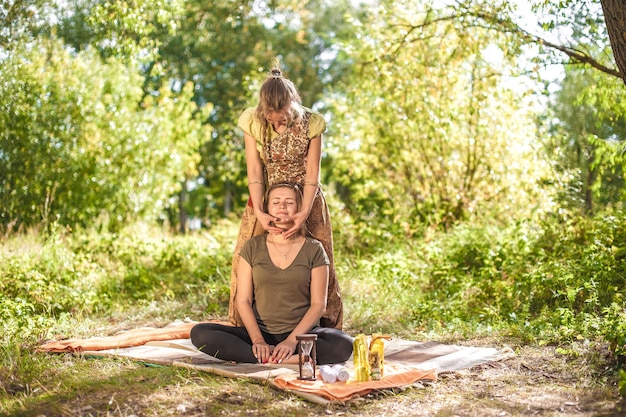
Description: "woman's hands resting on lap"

(252, 340), (274, 364)
(251, 339), (298, 364)
(270, 338), (298, 364)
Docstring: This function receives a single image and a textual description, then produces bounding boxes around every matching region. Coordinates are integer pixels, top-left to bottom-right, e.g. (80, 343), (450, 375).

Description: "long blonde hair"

(254, 60), (304, 143)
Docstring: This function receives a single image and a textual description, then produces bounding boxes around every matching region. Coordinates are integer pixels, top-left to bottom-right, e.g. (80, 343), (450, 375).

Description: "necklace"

(269, 235), (296, 260)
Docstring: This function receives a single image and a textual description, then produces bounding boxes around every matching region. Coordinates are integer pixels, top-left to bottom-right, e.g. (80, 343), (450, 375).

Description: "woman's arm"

(235, 256), (272, 363)
(244, 132), (283, 234)
(283, 134), (322, 239)
(270, 264), (329, 363)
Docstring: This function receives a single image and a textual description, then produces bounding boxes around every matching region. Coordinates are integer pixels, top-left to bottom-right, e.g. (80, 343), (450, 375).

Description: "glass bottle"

(368, 333), (391, 380)
(353, 334), (370, 382)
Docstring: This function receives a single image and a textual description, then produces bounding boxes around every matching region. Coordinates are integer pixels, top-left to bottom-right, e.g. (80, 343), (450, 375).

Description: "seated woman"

(191, 183), (353, 365)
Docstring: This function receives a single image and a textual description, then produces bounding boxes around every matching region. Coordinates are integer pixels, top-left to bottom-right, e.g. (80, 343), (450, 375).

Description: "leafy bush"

(77, 228), (232, 308)
(0, 222), (234, 346)
(337, 207), (626, 350)
(0, 234), (101, 321)
(603, 302), (626, 359)
(0, 37), (208, 232)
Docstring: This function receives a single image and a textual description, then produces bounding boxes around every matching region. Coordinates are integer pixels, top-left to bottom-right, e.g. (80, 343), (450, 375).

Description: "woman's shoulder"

(242, 234), (267, 251)
(303, 237), (329, 265)
(303, 237), (325, 252)
(301, 106), (326, 138)
(249, 233), (268, 244)
(301, 106), (325, 123)
(238, 107), (262, 136)
(239, 106), (255, 117)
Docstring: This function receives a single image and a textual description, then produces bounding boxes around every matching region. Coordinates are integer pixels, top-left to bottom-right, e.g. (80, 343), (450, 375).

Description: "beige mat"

(39, 323), (515, 404)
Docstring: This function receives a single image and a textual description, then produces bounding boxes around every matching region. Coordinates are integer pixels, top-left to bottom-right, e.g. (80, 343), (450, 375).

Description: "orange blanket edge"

(36, 320), (230, 353)
(272, 367), (437, 402)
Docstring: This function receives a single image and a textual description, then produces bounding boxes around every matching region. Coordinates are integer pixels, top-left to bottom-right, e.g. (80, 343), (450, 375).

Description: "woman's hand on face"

(270, 339), (298, 364)
(252, 341), (273, 364)
(282, 211), (307, 239)
(257, 212), (283, 234)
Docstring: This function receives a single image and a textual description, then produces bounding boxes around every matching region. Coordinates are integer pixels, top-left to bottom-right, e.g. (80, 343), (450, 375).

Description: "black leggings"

(190, 323), (353, 365)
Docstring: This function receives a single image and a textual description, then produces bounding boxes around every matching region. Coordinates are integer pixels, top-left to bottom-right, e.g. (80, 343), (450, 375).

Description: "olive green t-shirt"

(239, 234), (329, 334)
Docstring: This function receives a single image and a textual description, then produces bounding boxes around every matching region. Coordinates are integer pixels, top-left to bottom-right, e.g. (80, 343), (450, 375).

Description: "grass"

(1, 213), (625, 416)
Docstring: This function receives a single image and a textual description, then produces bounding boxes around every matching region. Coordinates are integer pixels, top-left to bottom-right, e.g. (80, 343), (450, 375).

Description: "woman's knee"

(335, 333), (354, 362)
(316, 330), (353, 364)
(189, 324), (206, 348)
(190, 323), (219, 350)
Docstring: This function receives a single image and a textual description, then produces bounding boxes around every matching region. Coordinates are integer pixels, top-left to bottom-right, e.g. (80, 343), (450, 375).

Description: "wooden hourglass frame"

(296, 334), (317, 380)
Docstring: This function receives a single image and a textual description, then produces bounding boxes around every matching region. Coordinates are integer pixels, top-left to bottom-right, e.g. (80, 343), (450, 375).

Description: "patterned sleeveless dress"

(228, 108), (343, 330)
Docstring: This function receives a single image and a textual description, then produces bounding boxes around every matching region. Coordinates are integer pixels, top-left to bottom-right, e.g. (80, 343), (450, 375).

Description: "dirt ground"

(317, 341), (624, 417)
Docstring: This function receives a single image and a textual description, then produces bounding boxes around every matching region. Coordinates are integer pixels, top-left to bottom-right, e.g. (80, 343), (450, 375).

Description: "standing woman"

(228, 63), (343, 329)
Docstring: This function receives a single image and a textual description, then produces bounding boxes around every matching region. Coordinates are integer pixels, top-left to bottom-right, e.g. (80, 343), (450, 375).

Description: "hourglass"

(296, 334), (317, 380)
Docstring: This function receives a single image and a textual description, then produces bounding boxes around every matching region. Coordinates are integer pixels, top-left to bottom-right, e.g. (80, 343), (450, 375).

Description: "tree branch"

(377, 6), (623, 81)
(471, 10), (622, 79)
(530, 36), (621, 78)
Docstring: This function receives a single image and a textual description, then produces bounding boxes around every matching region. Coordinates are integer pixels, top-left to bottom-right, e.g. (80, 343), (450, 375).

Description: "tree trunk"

(179, 183), (188, 234)
(223, 180), (232, 217)
(601, 0), (626, 85)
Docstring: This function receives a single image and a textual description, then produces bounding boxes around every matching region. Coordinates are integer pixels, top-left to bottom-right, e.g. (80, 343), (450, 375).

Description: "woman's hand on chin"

(282, 212), (306, 239)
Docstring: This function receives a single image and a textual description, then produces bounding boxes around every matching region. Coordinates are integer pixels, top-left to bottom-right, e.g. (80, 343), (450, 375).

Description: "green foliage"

(0, 37), (209, 232)
(0, 222), (233, 344)
(0, 227), (101, 341)
(533, 0), (609, 49)
(335, 205), (626, 350)
(0, 0), (49, 49)
(81, 228), (232, 311)
(548, 64), (626, 213)
(87, 0), (184, 63)
(620, 368), (626, 397)
(327, 0), (553, 233)
(528, 213), (625, 313)
(603, 303), (626, 359)
(4, 0), (363, 227)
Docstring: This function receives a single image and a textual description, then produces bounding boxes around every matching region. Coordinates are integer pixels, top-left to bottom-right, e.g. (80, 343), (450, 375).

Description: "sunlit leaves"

(0, 0), (49, 49)
(327, 0), (552, 234)
(87, 0), (184, 63)
(548, 64), (626, 211)
(0, 37), (209, 231)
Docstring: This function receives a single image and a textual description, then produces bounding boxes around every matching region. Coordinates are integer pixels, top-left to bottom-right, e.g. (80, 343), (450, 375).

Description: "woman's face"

(265, 111), (288, 132)
(267, 186), (298, 227)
